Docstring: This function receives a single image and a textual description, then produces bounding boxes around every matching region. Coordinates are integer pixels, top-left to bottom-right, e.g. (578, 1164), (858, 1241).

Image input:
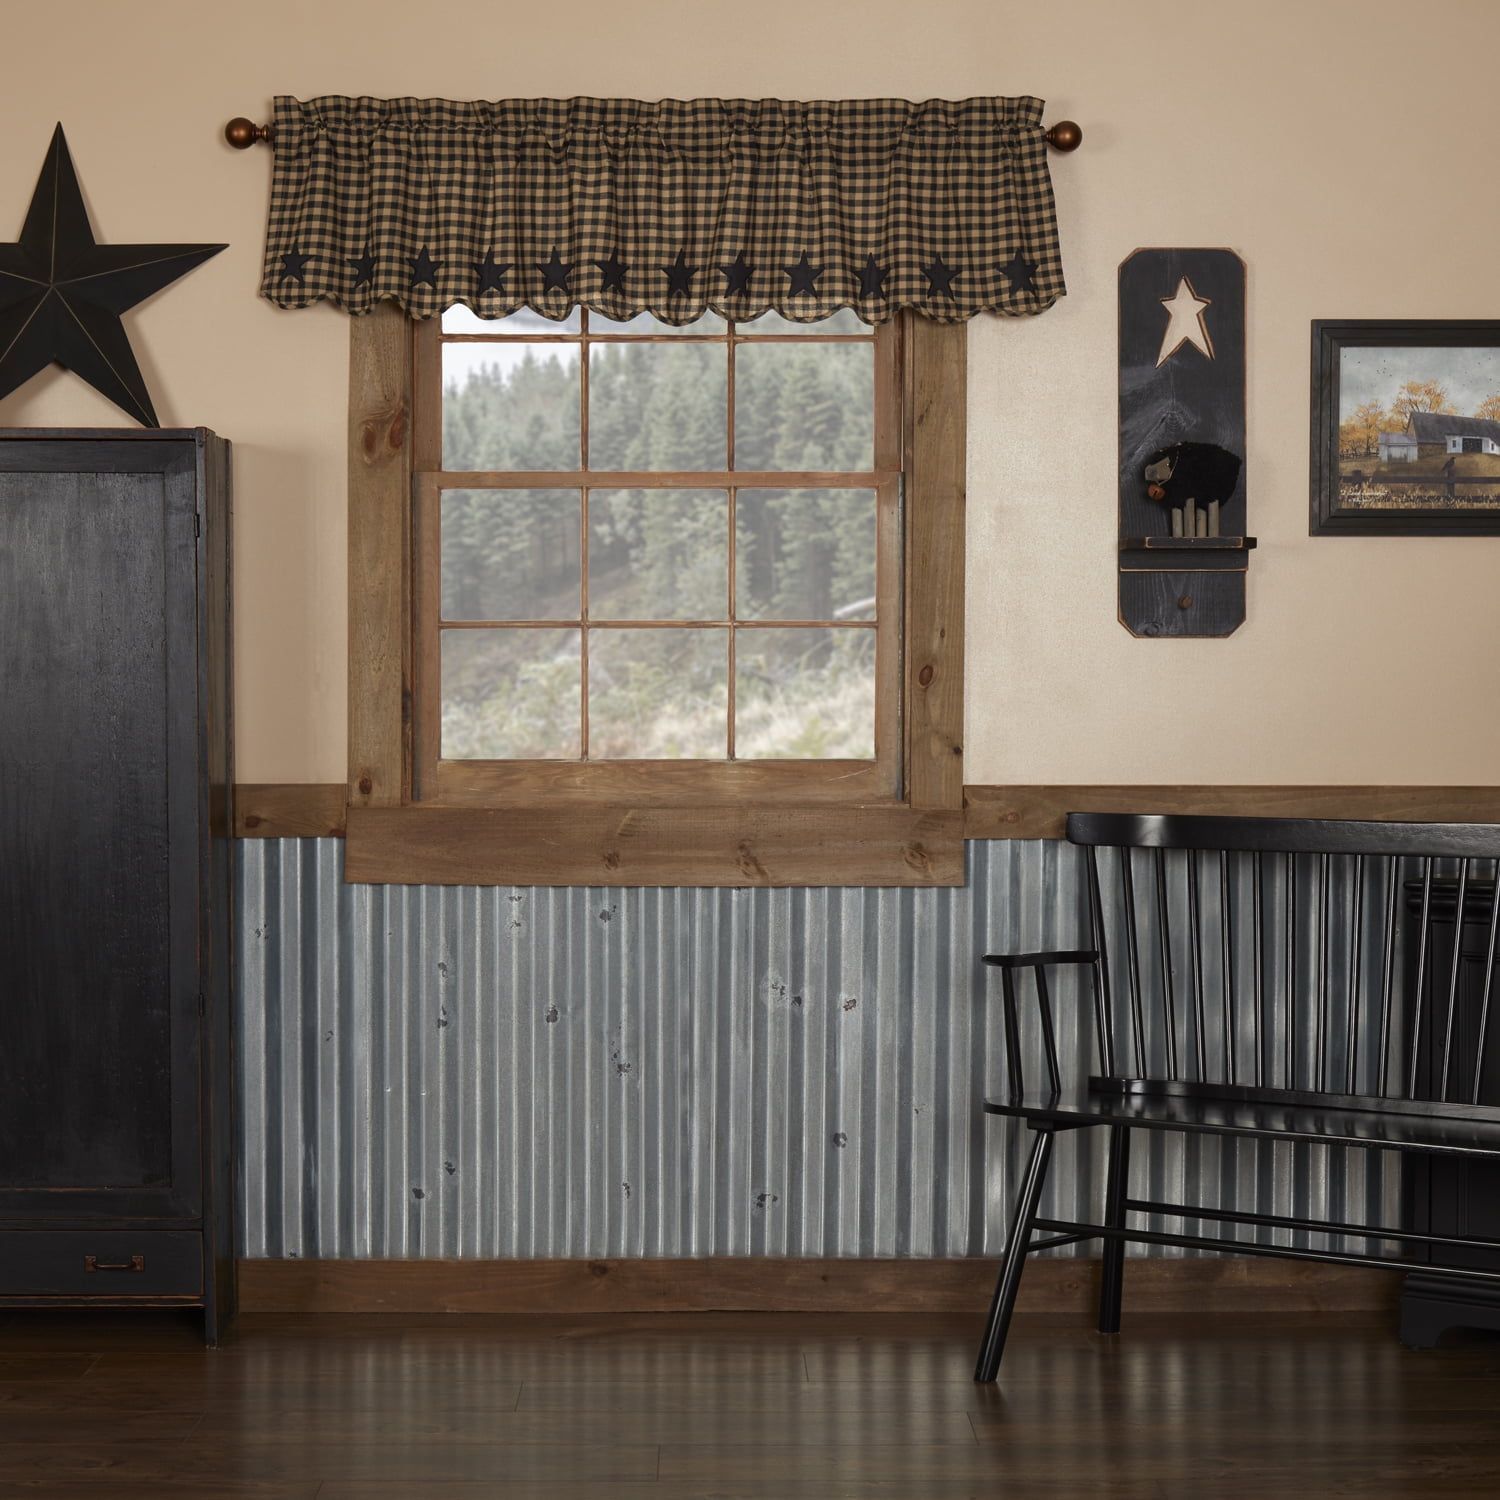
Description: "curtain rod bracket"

(224, 116), (1083, 152)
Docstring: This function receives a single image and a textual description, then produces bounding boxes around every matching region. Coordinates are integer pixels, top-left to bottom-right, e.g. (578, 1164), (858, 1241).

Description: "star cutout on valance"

(594, 250), (628, 294)
(348, 250), (377, 288)
(923, 254), (959, 299)
(473, 249), (511, 293)
(0, 123), (224, 427)
(1000, 251), (1038, 294)
(408, 248), (440, 288)
(784, 252), (823, 297)
(662, 249), (699, 298)
(858, 254), (889, 299)
(719, 251), (753, 297)
(280, 249), (311, 282)
(538, 246), (573, 293)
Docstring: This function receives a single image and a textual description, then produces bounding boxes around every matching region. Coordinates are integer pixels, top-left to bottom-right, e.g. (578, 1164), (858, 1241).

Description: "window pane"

(442, 628), (580, 759)
(588, 344), (728, 470)
(735, 628), (875, 759)
(442, 305), (581, 334)
(735, 489), (876, 621)
(738, 308), (871, 335)
(589, 490), (727, 621)
(440, 489), (580, 621)
(593, 311), (726, 336)
(734, 342), (874, 471)
(589, 629), (727, 758)
(443, 344), (580, 470)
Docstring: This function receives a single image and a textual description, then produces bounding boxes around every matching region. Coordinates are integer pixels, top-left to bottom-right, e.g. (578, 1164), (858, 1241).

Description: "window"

(411, 308), (901, 805)
(345, 306), (966, 887)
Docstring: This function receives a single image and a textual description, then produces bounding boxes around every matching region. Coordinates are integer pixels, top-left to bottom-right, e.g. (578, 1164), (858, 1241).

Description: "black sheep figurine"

(1143, 441), (1242, 537)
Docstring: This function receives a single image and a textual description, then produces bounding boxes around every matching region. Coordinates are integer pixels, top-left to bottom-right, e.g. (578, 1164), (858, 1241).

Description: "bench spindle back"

(1066, 815), (1500, 1111)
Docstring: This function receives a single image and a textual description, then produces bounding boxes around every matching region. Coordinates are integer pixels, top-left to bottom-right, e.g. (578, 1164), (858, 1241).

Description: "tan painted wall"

(3, 0), (1497, 785)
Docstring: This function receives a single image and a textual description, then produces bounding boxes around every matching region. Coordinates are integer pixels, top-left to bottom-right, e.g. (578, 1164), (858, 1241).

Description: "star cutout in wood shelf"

(0, 125), (224, 427)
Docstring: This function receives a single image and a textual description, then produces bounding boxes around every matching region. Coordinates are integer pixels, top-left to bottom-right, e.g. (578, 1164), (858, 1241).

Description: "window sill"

(342, 803), (963, 888)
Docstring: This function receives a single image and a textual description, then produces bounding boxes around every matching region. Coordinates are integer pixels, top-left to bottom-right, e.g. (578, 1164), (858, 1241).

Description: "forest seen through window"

(435, 312), (884, 762)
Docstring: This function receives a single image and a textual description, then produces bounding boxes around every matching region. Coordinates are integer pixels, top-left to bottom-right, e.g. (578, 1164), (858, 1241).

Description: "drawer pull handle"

(84, 1255), (145, 1273)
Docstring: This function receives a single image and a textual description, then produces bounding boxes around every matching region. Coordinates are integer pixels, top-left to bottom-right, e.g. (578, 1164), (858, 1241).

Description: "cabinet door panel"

(0, 450), (201, 1215)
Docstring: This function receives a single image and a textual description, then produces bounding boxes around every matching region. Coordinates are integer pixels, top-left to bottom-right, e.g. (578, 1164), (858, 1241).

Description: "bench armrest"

(984, 950), (1098, 970)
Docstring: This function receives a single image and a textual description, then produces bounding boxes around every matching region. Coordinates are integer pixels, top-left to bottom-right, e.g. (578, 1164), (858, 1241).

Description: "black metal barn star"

(857, 254), (889, 300)
(783, 251), (824, 298)
(661, 249), (699, 298)
(594, 250), (628, 294)
(719, 251), (754, 297)
(408, 248), (440, 289)
(0, 124), (224, 427)
(347, 250), (377, 288)
(1000, 251), (1038, 295)
(922, 254), (960, 299)
(280, 249), (312, 283)
(537, 246), (573, 294)
(473, 249), (511, 294)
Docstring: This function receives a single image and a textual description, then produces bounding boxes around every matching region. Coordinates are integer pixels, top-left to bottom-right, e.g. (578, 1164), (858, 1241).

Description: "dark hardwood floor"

(0, 1307), (1497, 1497)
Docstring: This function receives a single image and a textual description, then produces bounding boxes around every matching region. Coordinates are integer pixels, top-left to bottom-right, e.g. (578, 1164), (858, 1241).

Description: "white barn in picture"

(1378, 429), (1419, 461)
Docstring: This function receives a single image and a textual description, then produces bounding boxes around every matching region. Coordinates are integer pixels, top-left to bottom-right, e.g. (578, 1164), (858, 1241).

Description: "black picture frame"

(1311, 319), (1500, 536)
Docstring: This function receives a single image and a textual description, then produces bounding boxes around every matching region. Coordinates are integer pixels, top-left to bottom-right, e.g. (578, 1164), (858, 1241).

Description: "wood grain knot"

(587, 1261), (610, 1279)
(243, 814), (262, 829)
(737, 843), (769, 882)
(917, 664), (935, 688)
(602, 850), (621, 871)
(358, 776), (373, 796)
(902, 843), (933, 874)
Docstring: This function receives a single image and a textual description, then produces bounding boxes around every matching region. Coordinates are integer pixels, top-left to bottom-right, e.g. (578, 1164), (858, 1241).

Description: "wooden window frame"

(345, 305), (965, 887)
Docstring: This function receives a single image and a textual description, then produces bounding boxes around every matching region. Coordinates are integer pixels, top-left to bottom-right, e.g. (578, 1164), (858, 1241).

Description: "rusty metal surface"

(236, 839), (1396, 1258)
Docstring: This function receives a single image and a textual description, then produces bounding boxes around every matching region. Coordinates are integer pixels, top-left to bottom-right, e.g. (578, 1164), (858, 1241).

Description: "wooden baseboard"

(238, 1256), (1401, 1315)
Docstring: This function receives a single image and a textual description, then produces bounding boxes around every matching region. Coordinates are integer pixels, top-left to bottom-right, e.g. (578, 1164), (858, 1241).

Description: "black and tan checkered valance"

(259, 95), (1065, 325)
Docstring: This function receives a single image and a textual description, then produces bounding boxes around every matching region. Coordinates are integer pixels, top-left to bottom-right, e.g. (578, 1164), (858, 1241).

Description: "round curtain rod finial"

(1045, 120), (1082, 152)
(225, 117), (274, 149)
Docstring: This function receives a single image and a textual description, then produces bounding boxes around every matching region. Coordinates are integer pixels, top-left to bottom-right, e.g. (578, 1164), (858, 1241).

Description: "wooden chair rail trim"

(238, 1254), (1399, 1315)
(963, 785), (1500, 842)
(235, 783), (1500, 846)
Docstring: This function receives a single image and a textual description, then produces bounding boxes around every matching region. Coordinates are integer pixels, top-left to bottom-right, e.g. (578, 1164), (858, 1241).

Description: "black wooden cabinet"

(1402, 877), (1500, 1346)
(0, 430), (234, 1342)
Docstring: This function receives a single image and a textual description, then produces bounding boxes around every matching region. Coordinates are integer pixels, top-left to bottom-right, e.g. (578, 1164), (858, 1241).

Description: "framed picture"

(1311, 320), (1500, 535)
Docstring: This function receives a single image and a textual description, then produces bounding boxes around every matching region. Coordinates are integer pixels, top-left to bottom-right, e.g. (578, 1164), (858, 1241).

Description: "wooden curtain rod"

(224, 116), (1084, 151)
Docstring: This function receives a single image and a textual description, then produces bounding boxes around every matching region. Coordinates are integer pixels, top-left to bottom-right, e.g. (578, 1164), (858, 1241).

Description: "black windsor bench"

(974, 811), (1500, 1382)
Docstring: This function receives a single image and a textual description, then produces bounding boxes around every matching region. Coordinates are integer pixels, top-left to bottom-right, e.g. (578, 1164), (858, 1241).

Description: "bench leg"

(1097, 1124), (1130, 1335)
(974, 1125), (1055, 1383)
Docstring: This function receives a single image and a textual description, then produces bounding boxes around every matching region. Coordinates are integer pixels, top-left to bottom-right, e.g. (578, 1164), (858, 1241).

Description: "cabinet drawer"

(0, 1231), (202, 1298)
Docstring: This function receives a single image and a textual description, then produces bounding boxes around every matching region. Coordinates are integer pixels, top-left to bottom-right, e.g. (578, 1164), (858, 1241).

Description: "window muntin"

(413, 308), (901, 804)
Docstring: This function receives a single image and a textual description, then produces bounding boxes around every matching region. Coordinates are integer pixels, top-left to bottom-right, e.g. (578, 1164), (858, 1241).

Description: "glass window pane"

(588, 344), (727, 470)
(593, 311), (726, 336)
(738, 309), (870, 335)
(589, 490), (727, 621)
(735, 627), (874, 760)
(734, 342), (874, 471)
(589, 629), (727, 759)
(440, 489), (579, 621)
(442, 628), (580, 759)
(735, 489), (876, 621)
(442, 305), (581, 334)
(443, 344), (580, 470)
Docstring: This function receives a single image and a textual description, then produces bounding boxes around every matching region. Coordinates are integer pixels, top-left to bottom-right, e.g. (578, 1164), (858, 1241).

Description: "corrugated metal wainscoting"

(236, 839), (1397, 1260)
